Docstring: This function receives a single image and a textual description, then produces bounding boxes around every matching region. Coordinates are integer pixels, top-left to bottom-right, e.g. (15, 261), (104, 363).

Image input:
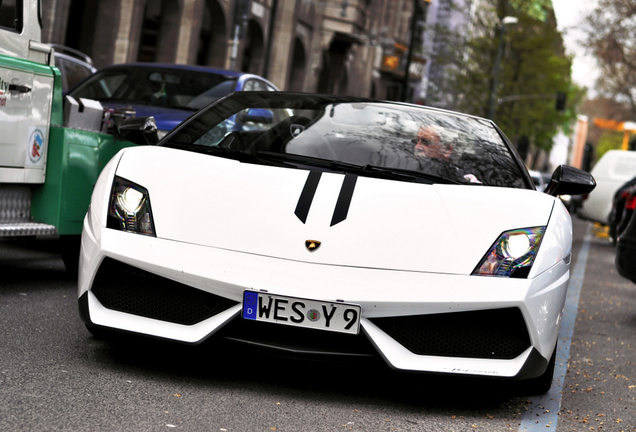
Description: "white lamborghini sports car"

(78, 92), (595, 393)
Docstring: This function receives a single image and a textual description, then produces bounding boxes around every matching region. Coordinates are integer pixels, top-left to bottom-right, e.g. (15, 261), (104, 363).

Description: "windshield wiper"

(164, 142), (292, 166)
(360, 164), (462, 184)
(257, 151), (363, 172)
(257, 151), (460, 184)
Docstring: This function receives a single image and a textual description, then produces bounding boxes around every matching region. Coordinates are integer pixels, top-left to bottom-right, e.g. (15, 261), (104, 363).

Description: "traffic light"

(556, 92), (566, 111)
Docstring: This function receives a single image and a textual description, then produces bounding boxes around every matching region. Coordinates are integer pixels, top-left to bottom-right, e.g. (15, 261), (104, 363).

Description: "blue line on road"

(518, 225), (592, 431)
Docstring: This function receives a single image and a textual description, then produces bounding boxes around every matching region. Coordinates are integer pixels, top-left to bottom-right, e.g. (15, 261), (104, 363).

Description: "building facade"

(41, 0), (429, 101)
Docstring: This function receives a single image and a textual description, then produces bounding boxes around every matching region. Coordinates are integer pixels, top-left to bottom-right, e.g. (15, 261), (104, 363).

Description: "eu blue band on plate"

(243, 291), (258, 320)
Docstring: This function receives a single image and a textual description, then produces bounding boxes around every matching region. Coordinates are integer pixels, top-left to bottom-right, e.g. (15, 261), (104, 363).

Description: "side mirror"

(116, 116), (159, 146)
(237, 108), (274, 124)
(544, 165), (596, 197)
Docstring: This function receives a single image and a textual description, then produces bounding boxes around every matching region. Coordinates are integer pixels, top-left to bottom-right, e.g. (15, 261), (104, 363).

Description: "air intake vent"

(371, 308), (530, 360)
(92, 258), (237, 325)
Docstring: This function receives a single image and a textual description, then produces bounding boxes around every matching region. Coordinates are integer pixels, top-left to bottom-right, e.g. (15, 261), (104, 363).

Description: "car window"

(69, 67), (237, 110)
(71, 71), (127, 100)
(63, 60), (93, 90)
(55, 56), (95, 92)
(186, 80), (236, 110)
(243, 80), (268, 91)
(168, 93), (527, 188)
(0, 0), (22, 32)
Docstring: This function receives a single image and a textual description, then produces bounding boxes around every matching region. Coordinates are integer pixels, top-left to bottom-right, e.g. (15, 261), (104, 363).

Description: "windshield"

(68, 67), (237, 110)
(166, 92), (529, 188)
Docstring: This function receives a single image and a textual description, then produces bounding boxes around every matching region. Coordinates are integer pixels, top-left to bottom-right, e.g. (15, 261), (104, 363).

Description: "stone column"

(175, 0), (198, 64)
(41, 0), (71, 44)
(113, 0), (136, 64)
(267, 0), (296, 89)
(91, 0), (122, 68)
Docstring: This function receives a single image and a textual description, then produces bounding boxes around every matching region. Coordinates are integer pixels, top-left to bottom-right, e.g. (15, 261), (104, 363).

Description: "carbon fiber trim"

(0, 222), (57, 236)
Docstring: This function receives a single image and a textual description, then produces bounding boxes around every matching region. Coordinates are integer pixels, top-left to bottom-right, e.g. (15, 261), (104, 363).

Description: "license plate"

(242, 291), (361, 335)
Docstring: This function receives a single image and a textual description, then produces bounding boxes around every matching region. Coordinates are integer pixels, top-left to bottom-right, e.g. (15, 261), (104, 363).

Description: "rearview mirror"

(544, 165), (596, 197)
(115, 116), (159, 146)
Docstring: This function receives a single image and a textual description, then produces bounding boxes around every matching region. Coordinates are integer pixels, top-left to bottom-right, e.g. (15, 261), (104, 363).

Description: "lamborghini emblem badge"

(290, 124), (305, 138)
(305, 240), (321, 252)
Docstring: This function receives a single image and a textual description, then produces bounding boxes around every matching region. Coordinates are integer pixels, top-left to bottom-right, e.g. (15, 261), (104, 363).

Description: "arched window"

(64, 0), (96, 55)
(197, 0), (227, 67)
(288, 38), (306, 92)
(137, 0), (180, 63)
(241, 20), (264, 74)
(317, 39), (350, 95)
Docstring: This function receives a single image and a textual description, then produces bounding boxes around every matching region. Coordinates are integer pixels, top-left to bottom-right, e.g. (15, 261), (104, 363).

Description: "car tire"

(609, 221), (618, 245)
(523, 343), (557, 395)
(60, 235), (81, 277)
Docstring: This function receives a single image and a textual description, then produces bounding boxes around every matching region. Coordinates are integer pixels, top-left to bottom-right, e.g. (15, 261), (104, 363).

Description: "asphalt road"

(558, 221), (636, 432)
(0, 217), (634, 431)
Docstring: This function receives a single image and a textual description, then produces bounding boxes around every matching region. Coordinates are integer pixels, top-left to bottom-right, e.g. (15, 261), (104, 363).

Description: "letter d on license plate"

(242, 291), (361, 335)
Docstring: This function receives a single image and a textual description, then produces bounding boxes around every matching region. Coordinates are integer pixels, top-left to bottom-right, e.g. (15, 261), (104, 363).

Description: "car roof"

(97, 63), (246, 78)
(50, 44), (94, 65)
(89, 63), (280, 91)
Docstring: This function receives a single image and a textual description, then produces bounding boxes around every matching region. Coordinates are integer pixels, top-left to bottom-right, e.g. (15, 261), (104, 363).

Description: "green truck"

(0, 0), (133, 270)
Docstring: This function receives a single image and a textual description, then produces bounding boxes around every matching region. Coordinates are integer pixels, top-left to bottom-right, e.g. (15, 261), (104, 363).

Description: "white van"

(580, 150), (636, 224)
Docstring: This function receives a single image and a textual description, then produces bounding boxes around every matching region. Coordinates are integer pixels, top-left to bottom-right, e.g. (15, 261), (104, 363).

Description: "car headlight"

(106, 176), (156, 236)
(472, 227), (545, 277)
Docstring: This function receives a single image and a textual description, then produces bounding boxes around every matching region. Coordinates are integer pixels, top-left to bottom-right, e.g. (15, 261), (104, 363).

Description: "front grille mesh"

(91, 258), (238, 325)
(371, 308), (530, 360)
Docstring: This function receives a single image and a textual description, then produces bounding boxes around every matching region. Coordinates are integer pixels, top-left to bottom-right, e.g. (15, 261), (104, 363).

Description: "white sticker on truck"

(26, 126), (46, 165)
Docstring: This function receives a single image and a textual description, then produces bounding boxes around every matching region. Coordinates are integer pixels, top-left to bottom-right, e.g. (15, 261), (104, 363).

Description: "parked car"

(51, 44), (96, 92)
(560, 193), (584, 215)
(67, 63), (279, 139)
(78, 92), (595, 394)
(580, 150), (636, 225)
(529, 170), (547, 191)
(615, 184), (636, 283)
(608, 175), (636, 244)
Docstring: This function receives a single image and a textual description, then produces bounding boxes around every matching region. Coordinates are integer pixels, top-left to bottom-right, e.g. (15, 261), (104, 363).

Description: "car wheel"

(609, 221), (618, 245)
(523, 343), (557, 395)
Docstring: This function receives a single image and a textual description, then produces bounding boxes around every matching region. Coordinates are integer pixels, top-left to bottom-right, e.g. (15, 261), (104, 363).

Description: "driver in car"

(414, 125), (454, 161)
(413, 125), (481, 183)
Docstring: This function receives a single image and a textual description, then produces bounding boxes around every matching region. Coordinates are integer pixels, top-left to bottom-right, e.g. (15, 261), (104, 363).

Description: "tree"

(582, 0), (636, 114)
(427, 0), (579, 167)
(493, 10), (578, 153)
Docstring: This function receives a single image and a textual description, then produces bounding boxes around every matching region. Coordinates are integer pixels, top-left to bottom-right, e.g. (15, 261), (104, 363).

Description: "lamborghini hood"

(113, 146), (556, 274)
